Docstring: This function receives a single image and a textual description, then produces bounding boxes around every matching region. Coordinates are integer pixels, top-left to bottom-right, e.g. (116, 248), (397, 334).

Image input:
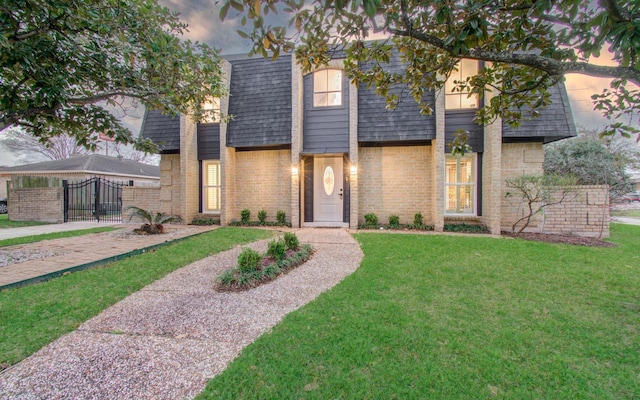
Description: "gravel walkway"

(0, 228), (362, 399)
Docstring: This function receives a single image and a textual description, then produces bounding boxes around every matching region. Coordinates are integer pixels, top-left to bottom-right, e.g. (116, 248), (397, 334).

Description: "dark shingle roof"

(502, 81), (577, 143)
(0, 154), (159, 178)
(139, 110), (181, 153)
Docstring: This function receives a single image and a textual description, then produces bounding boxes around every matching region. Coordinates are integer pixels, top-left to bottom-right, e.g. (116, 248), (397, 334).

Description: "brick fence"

(122, 187), (161, 223)
(543, 185), (609, 238)
(8, 187), (64, 223)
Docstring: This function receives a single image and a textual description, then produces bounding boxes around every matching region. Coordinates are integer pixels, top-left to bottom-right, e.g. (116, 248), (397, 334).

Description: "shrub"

(237, 247), (261, 273)
(364, 213), (378, 226)
(276, 210), (286, 225)
(240, 209), (251, 224)
(414, 212), (423, 226)
(257, 210), (267, 225)
(443, 223), (489, 233)
(267, 238), (287, 261)
(389, 215), (400, 227)
(283, 232), (299, 250)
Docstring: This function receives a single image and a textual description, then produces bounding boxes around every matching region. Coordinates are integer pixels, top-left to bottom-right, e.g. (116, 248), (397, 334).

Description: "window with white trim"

(445, 59), (479, 110)
(202, 97), (220, 123)
(313, 69), (342, 107)
(203, 160), (221, 212)
(445, 154), (476, 215)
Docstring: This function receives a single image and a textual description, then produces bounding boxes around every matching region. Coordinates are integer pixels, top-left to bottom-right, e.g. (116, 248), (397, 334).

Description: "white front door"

(313, 157), (343, 223)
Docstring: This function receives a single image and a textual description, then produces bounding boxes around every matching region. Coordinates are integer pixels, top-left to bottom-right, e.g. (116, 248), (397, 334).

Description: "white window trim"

(444, 154), (477, 216)
(445, 59), (479, 110)
(312, 69), (343, 108)
(202, 160), (221, 213)
(202, 97), (221, 123)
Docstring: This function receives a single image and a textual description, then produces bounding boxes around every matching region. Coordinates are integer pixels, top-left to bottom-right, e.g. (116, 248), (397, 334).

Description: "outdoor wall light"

(350, 165), (357, 174)
(292, 166), (299, 176)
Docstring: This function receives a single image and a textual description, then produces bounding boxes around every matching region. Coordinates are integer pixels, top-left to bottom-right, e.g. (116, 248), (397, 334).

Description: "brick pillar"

(159, 154), (180, 216)
(433, 85), (446, 232)
(483, 83), (503, 235)
(219, 60), (234, 226)
(348, 78), (359, 229)
(180, 114), (199, 223)
(291, 56), (303, 228)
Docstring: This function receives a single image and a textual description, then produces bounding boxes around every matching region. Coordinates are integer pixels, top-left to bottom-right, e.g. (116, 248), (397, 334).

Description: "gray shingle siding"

(139, 110), (180, 153)
(302, 73), (350, 154)
(197, 124), (220, 160)
(226, 55), (292, 148)
(502, 81), (576, 143)
(445, 111), (484, 152)
(358, 53), (436, 143)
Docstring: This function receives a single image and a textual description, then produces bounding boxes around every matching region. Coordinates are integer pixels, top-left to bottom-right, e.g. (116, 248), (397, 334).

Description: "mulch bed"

(501, 231), (615, 248)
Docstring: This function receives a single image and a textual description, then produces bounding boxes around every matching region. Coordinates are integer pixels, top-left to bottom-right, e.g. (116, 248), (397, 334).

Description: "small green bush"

(443, 223), (489, 233)
(276, 210), (286, 225)
(364, 213), (378, 226)
(237, 247), (261, 273)
(414, 212), (423, 226)
(283, 232), (299, 250)
(389, 215), (400, 227)
(258, 210), (267, 225)
(240, 209), (251, 225)
(267, 238), (287, 261)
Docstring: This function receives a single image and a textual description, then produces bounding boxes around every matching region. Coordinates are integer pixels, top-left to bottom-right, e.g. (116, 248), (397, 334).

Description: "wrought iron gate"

(63, 177), (129, 222)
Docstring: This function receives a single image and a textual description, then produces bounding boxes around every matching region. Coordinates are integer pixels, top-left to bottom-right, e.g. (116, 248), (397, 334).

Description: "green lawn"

(0, 227), (120, 248)
(0, 214), (51, 229)
(198, 224), (640, 399)
(0, 227), (273, 368)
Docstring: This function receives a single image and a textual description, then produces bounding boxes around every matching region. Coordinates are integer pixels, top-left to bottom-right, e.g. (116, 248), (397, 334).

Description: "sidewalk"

(0, 224), (217, 288)
(0, 221), (122, 240)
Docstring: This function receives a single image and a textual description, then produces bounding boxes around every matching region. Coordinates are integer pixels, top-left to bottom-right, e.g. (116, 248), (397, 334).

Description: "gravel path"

(0, 248), (67, 268)
(0, 228), (362, 399)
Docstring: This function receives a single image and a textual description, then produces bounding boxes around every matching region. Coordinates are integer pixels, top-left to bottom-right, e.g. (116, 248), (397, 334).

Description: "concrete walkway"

(0, 224), (217, 288)
(0, 221), (122, 240)
(0, 228), (363, 400)
(612, 216), (640, 226)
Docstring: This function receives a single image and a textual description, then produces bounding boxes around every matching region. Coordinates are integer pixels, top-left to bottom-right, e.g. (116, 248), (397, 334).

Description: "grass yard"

(0, 227), (273, 368)
(199, 224), (640, 399)
(0, 214), (51, 229)
(611, 209), (640, 218)
(0, 227), (120, 248)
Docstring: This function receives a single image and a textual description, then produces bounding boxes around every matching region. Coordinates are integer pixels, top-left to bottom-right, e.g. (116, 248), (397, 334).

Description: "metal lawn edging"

(0, 230), (210, 292)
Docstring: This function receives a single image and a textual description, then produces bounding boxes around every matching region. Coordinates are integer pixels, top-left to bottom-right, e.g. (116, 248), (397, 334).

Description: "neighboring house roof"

(0, 154), (159, 180)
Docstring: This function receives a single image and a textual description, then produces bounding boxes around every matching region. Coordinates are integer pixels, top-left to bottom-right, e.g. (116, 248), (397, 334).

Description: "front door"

(313, 156), (343, 223)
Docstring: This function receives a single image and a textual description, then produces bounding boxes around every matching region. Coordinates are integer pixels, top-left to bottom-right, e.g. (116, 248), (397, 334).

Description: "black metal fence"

(63, 178), (131, 222)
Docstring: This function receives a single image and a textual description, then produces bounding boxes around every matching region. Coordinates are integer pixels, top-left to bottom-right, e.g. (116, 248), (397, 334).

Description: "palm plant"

(124, 206), (182, 234)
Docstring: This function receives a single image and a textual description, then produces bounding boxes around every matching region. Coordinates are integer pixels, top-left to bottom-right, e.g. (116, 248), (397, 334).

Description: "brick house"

(141, 53), (576, 234)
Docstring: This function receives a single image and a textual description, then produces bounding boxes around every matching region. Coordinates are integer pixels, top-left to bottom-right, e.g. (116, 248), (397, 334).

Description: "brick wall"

(501, 142), (545, 231)
(232, 149), (292, 223)
(122, 187), (161, 223)
(159, 154), (182, 217)
(8, 187), (64, 223)
(358, 146), (433, 226)
(543, 185), (609, 238)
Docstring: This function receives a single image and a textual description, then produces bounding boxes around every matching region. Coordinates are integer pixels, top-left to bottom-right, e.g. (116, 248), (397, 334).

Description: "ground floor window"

(202, 160), (221, 213)
(445, 154), (476, 215)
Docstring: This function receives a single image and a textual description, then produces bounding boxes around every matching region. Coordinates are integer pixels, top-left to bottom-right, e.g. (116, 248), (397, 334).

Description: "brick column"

(433, 85), (446, 232)
(349, 78), (359, 229)
(483, 82), (503, 235)
(219, 60), (234, 226)
(179, 114), (199, 223)
(291, 56), (303, 228)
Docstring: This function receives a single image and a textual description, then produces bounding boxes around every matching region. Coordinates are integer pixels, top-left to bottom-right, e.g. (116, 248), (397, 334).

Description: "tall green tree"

(1, 0), (226, 152)
(220, 0), (640, 138)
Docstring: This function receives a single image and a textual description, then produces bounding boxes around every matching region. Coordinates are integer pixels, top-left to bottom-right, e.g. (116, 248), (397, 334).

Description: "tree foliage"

(544, 136), (633, 197)
(220, 0), (640, 138)
(1, 0), (226, 152)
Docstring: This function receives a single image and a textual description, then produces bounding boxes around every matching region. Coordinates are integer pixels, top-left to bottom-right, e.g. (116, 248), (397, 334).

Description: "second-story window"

(445, 59), (479, 110)
(313, 69), (342, 107)
(202, 97), (220, 123)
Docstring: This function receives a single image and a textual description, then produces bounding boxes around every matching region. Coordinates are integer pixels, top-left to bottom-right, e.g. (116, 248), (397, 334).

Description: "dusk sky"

(0, 0), (629, 166)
